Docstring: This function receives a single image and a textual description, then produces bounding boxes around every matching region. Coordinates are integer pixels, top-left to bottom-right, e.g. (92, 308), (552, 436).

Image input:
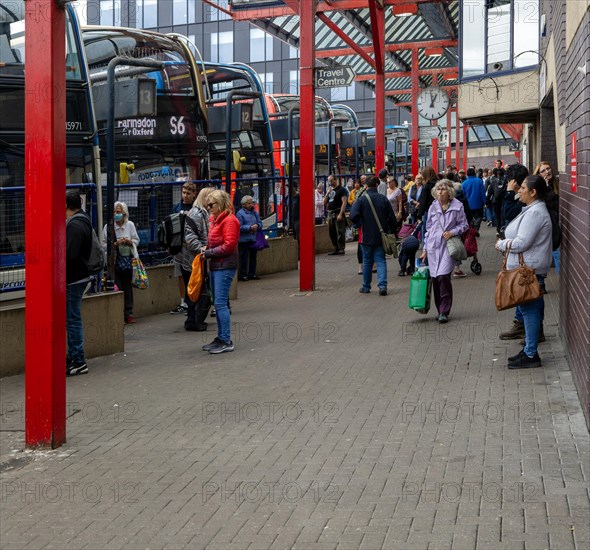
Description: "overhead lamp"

(392, 4), (419, 17)
(425, 47), (444, 57)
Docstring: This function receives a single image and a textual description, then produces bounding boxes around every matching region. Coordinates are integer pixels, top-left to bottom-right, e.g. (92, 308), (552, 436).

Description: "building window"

(288, 70), (299, 94)
(208, 0), (230, 21)
(460, 0), (539, 80)
(331, 83), (355, 101)
(173, 0), (187, 25)
(259, 72), (274, 94)
(143, 0), (157, 27)
(211, 31), (233, 63)
(132, 0), (142, 27)
(99, 0), (120, 26)
(289, 45), (299, 59)
(250, 28), (273, 63)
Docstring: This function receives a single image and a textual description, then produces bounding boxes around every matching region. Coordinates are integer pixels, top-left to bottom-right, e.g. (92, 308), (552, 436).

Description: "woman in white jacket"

(496, 175), (552, 369)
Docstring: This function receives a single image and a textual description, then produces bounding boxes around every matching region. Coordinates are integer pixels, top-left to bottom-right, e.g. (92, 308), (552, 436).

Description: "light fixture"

(392, 5), (418, 17)
(425, 47), (444, 57)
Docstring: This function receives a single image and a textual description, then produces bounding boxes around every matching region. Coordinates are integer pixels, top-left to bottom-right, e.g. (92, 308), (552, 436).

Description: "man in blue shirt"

(461, 167), (486, 228)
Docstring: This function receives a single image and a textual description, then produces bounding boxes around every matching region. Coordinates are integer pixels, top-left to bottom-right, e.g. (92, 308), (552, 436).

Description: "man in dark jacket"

(501, 163), (529, 232)
(65, 191), (92, 376)
(350, 176), (397, 296)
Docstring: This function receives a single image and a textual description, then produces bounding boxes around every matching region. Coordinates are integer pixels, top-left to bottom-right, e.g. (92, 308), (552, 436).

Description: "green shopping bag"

(408, 266), (431, 314)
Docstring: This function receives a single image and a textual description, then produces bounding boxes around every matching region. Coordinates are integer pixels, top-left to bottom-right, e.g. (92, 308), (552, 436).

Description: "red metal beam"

(386, 84), (456, 97)
(25, 0), (67, 448)
(317, 12), (375, 68)
(500, 123), (523, 142)
(411, 48), (419, 177)
(316, 38), (457, 59)
(431, 74), (439, 173)
(368, 0), (385, 74)
(369, 0), (386, 170)
(355, 67), (458, 81)
(299, 0), (316, 291)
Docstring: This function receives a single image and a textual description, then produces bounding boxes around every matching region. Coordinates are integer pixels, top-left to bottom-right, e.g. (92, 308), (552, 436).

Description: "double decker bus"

(197, 61), (274, 217)
(1, 0), (98, 294)
(81, 27), (209, 247)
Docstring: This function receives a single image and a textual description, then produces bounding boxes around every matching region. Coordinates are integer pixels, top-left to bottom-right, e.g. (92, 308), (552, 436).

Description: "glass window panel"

(134, 0), (143, 27)
(188, 0), (196, 23)
(474, 125), (491, 140)
(173, 0), (187, 25)
(468, 127), (479, 142)
(143, 0), (157, 27)
(331, 87), (346, 101)
(208, 0), (230, 21)
(289, 45), (299, 59)
(513, 0), (539, 68)
(486, 124), (504, 139)
(218, 31), (233, 63)
(211, 33), (219, 63)
(259, 73), (273, 94)
(461, 0), (486, 78)
(288, 70), (299, 94)
(487, 0), (511, 67)
(99, 0), (113, 25)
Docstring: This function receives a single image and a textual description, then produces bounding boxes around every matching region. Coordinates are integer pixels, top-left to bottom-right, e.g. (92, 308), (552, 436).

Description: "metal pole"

(288, 106), (299, 234)
(106, 57), (163, 286)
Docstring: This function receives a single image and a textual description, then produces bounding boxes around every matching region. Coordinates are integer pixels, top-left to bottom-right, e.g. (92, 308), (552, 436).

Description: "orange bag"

(187, 253), (204, 302)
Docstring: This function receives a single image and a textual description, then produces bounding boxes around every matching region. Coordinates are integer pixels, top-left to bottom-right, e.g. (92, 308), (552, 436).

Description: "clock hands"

(429, 93), (438, 109)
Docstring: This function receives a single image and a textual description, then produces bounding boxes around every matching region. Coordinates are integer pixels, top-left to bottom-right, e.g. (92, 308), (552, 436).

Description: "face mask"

(114, 213), (123, 222)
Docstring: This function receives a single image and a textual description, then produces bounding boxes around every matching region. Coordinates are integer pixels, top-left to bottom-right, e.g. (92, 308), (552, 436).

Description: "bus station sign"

(315, 66), (355, 88)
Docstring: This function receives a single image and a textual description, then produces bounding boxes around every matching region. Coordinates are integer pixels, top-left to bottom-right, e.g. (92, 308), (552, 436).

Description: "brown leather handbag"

(495, 244), (543, 311)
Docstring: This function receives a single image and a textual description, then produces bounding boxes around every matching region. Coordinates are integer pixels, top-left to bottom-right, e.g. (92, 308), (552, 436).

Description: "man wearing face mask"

(236, 195), (263, 281)
(65, 191), (92, 376)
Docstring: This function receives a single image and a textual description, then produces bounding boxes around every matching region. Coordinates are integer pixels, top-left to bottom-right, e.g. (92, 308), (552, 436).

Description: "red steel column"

(299, 0), (316, 291)
(411, 49), (419, 176)
(462, 125), (469, 171)
(25, 0), (67, 447)
(376, 72), (385, 171)
(455, 108), (461, 168)
(431, 74), (439, 172)
(446, 107), (452, 167)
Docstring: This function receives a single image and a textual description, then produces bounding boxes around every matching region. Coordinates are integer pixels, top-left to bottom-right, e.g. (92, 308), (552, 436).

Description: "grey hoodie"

(497, 200), (552, 275)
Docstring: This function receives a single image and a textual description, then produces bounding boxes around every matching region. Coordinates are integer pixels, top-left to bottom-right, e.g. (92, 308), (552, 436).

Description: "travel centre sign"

(315, 66), (355, 88)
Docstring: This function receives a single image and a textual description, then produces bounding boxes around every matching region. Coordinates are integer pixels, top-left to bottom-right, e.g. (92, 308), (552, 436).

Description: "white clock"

(417, 86), (450, 120)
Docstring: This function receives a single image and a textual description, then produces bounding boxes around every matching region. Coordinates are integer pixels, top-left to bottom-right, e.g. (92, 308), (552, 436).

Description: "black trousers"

(238, 242), (258, 278)
(328, 213), (346, 251)
(115, 269), (133, 318)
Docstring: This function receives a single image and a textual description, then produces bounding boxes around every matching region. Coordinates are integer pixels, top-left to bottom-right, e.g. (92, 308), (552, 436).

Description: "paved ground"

(1, 224), (588, 550)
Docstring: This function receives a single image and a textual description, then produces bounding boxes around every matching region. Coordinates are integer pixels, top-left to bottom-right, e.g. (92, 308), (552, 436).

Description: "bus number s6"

(170, 116), (186, 136)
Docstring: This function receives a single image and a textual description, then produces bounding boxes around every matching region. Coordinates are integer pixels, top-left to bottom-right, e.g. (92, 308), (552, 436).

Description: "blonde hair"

(207, 189), (233, 214)
(194, 186), (215, 209)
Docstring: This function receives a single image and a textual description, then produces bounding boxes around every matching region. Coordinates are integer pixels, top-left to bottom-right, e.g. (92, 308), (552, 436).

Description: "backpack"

(157, 211), (200, 255)
(69, 213), (105, 275)
(158, 212), (186, 255)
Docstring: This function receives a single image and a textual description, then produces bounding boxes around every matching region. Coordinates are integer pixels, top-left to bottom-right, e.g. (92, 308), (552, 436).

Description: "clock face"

(417, 87), (450, 120)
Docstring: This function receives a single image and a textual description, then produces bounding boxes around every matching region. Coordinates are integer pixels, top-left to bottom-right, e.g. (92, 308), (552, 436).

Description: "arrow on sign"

(419, 126), (444, 140)
(315, 66), (356, 88)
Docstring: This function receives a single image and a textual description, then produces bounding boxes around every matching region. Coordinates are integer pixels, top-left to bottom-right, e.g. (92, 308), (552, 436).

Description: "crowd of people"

(64, 157), (559, 376)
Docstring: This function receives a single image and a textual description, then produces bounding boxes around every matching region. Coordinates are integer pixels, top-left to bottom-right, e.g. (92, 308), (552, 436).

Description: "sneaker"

(67, 362), (88, 376)
(202, 337), (223, 351)
(453, 269), (467, 278)
(359, 287), (370, 294)
(519, 327), (546, 346)
(239, 276), (249, 281)
(328, 250), (340, 256)
(379, 288), (387, 296)
(66, 357), (73, 370)
(170, 304), (188, 315)
(508, 349), (525, 363)
(210, 308), (216, 318)
(208, 340), (234, 354)
(185, 322), (208, 332)
(125, 315), (136, 324)
(499, 320), (525, 340)
(487, 220), (493, 227)
(398, 269), (406, 277)
(249, 275), (260, 280)
(438, 314), (449, 324)
(508, 352), (542, 369)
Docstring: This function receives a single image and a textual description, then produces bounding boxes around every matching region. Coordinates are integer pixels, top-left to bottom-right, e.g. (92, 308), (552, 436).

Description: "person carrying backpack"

(65, 191), (93, 376)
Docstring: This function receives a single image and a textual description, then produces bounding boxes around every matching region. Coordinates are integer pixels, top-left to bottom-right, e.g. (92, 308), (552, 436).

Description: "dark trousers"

(328, 213), (346, 251)
(115, 269), (133, 319)
(493, 202), (503, 230)
(180, 267), (198, 325)
(357, 242), (363, 265)
(238, 242), (258, 278)
(399, 247), (418, 272)
(471, 207), (483, 230)
(432, 273), (453, 316)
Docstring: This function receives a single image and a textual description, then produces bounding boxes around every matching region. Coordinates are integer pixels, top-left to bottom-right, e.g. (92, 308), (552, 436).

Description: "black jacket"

(416, 178), (437, 219)
(349, 189), (397, 246)
(66, 211), (92, 284)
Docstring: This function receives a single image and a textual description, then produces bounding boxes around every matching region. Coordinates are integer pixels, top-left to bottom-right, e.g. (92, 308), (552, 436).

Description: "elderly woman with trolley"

(420, 180), (469, 324)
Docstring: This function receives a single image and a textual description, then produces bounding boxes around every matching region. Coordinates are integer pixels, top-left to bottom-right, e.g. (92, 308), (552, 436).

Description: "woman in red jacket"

(201, 190), (240, 354)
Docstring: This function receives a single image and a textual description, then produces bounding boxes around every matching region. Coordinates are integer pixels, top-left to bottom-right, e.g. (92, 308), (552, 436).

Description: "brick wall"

(544, 2), (590, 427)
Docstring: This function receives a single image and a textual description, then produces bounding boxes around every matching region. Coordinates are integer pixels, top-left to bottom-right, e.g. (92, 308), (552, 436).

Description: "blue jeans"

(552, 248), (560, 275)
(361, 243), (387, 290)
(210, 268), (236, 343)
(66, 281), (88, 364)
(515, 275), (545, 325)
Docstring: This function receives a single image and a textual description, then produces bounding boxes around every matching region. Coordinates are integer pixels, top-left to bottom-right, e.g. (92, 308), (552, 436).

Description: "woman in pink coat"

(420, 179), (469, 323)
